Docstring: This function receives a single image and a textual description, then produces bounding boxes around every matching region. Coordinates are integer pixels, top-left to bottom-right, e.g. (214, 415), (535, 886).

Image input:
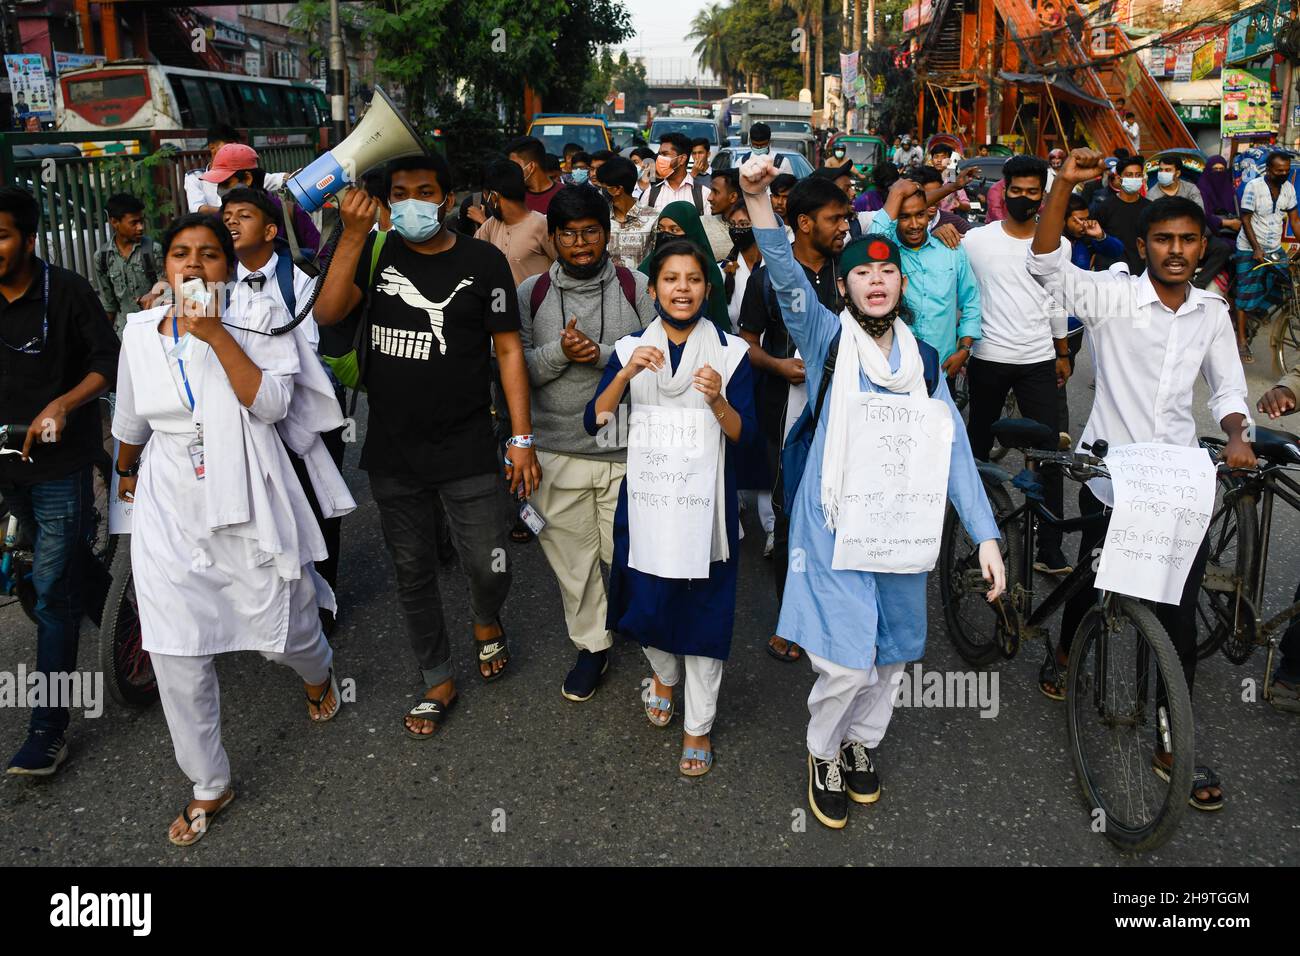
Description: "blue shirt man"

(864, 182), (981, 369)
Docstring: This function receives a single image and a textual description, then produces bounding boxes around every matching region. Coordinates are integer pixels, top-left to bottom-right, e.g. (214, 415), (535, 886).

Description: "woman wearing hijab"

(638, 200), (732, 331)
(585, 238), (757, 778)
(112, 213), (354, 846)
(741, 155), (1005, 830)
(1198, 155), (1243, 240)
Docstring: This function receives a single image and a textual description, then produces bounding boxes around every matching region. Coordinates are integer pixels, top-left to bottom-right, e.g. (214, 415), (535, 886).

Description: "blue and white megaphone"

(285, 86), (426, 214)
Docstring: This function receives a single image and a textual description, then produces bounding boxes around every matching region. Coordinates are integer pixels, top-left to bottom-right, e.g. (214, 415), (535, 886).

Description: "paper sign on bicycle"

(1095, 443), (1217, 604)
(831, 393), (953, 574)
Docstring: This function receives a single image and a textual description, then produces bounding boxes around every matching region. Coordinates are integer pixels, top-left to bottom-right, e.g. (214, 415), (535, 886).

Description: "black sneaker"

(1034, 545), (1073, 576)
(807, 753), (848, 829)
(6, 729), (68, 777)
(841, 741), (881, 804)
(561, 649), (609, 702)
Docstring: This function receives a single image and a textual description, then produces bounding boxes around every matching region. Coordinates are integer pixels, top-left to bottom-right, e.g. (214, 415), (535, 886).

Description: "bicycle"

(1244, 254), (1300, 375)
(1194, 425), (1300, 708)
(939, 417), (1194, 852)
(0, 421), (154, 708)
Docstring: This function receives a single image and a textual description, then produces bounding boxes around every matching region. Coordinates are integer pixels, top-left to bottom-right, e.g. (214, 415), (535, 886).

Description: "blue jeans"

(0, 465), (94, 734)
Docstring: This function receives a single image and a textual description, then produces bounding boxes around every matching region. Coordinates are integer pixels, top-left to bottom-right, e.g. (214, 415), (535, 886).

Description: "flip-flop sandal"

(168, 788), (235, 847)
(306, 668), (341, 722)
(1152, 757), (1225, 811)
(1038, 652), (1066, 701)
(1239, 346), (1255, 364)
(510, 518), (534, 544)
(476, 620), (510, 682)
(640, 677), (674, 727)
(403, 695), (457, 740)
(680, 746), (714, 778)
(766, 636), (802, 663)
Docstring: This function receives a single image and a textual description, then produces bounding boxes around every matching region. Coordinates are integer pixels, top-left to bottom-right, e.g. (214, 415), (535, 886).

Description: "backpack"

(320, 230), (388, 406)
(647, 177), (705, 215)
(97, 236), (159, 295)
(528, 265), (638, 317)
(273, 248), (296, 317)
(779, 333), (940, 513)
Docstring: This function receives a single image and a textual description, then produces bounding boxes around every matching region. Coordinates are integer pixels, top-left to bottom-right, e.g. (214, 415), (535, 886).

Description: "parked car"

(607, 121), (645, 151)
(525, 113), (611, 155)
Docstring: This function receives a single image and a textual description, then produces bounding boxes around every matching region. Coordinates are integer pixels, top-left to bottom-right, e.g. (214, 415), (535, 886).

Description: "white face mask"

(1157, 170), (1175, 186)
(1121, 176), (1143, 194)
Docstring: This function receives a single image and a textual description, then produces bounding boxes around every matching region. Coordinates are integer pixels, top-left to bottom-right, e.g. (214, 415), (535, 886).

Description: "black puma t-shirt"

(350, 231), (520, 482)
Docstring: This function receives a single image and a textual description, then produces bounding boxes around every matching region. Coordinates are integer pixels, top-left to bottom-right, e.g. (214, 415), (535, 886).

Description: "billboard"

(1222, 67), (1276, 137)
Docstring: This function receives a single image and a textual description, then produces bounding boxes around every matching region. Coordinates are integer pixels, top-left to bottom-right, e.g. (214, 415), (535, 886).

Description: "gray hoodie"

(518, 257), (656, 460)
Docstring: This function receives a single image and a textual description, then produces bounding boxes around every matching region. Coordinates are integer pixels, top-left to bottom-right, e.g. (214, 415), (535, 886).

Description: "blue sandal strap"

(647, 695), (673, 711)
(681, 747), (713, 764)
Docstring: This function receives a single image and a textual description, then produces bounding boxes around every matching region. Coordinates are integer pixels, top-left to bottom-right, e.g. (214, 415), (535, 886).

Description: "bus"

(56, 60), (329, 151)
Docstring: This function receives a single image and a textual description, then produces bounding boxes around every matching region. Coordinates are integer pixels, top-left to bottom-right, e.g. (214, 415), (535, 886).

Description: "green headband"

(839, 235), (903, 272)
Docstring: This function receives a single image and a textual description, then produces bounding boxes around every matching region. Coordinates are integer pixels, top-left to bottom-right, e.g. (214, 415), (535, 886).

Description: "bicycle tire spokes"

(1067, 600), (1193, 851)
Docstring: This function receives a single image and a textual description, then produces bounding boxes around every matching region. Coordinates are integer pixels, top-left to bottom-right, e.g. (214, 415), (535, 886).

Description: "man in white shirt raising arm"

(1029, 147), (1256, 813)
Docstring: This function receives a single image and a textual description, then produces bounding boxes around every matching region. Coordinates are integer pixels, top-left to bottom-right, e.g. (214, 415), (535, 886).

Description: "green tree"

(688, 3), (735, 93)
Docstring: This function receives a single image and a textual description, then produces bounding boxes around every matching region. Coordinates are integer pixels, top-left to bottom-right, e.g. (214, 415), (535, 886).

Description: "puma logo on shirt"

(374, 266), (474, 356)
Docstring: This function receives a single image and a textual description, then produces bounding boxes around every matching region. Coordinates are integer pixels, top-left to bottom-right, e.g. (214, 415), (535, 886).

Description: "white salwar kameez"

(113, 295), (355, 799)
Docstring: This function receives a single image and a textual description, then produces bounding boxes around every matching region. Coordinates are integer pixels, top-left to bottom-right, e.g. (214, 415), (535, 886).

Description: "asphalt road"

(1, 347), (1298, 866)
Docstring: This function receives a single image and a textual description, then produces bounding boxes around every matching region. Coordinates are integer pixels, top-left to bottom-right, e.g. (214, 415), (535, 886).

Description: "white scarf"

(630, 315), (730, 563)
(821, 310), (926, 530)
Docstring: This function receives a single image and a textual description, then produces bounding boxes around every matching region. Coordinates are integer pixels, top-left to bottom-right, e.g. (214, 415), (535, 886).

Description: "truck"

(739, 99), (815, 162)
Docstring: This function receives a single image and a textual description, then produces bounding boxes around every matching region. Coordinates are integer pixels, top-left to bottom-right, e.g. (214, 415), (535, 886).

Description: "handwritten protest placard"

(831, 393), (953, 573)
(108, 440), (133, 535)
(626, 405), (720, 579)
(1095, 443), (1216, 604)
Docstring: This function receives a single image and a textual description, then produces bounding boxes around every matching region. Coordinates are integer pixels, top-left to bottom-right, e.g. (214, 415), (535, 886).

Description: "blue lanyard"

(0, 262), (48, 354)
(171, 314), (196, 411)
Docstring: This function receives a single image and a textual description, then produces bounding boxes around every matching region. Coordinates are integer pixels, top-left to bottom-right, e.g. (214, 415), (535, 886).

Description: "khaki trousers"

(533, 451), (625, 653)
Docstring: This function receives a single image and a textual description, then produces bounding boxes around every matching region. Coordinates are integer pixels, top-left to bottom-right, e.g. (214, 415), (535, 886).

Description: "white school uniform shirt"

(1028, 241), (1250, 498)
(1238, 176), (1297, 253)
(962, 221), (1069, 364)
(235, 251), (320, 350)
(184, 170), (288, 213)
(646, 172), (712, 212)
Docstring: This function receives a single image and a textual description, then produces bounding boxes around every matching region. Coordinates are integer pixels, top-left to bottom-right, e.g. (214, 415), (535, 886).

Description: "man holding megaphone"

(313, 152), (542, 740)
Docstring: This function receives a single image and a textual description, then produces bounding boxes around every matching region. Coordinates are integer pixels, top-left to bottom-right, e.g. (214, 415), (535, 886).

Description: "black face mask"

(728, 226), (755, 249)
(846, 297), (896, 338)
(1005, 195), (1042, 222)
(654, 230), (678, 250)
(559, 251), (608, 280)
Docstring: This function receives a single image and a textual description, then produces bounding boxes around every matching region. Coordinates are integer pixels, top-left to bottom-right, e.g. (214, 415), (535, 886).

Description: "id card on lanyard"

(172, 314), (205, 481)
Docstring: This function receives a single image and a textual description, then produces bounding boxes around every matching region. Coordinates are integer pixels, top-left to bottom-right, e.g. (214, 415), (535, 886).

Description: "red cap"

(200, 143), (260, 182)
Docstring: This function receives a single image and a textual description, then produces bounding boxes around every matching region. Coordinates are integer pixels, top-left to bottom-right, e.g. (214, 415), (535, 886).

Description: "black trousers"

(1056, 332), (1084, 436)
(1059, 485), (1211, 698)
(767, 434), (791, 607)
(966, 356), (1064, 554)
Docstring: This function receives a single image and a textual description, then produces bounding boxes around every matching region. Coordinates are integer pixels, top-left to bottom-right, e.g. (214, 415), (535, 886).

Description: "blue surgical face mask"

(390, 197), (446, 242)
(751, 145), (769, 156)
(571, 168), (589, 185)
(1157, 170), (1175, 187)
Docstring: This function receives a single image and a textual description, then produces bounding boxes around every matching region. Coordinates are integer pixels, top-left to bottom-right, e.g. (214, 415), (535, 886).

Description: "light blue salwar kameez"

(753, 224), (1000, 761)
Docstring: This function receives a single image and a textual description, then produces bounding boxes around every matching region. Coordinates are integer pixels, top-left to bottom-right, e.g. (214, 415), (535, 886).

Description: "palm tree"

(688, 3), (733, 92)
(771, 0), (830, 104)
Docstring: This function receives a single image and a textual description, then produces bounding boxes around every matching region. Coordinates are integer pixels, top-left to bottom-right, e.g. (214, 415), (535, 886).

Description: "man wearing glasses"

(517, 186), (654, 702)
(0, 187), (119, 776)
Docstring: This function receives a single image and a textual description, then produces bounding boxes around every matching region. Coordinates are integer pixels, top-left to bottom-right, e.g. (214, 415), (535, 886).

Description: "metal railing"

(0, 128), (321, 281)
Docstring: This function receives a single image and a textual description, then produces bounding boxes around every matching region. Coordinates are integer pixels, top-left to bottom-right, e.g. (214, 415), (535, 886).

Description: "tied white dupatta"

(629, 316), (730, 564)
(821, 311), (926, 530)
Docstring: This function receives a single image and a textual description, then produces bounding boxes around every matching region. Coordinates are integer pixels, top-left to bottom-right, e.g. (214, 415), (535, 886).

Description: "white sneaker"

(764, 531), (775, 558)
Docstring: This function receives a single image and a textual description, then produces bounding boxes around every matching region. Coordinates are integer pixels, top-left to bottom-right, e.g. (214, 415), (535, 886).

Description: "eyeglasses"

(555, 226), (605, 247)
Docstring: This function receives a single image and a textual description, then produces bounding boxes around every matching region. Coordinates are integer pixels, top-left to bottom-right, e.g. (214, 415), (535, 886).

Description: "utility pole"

(328, 0), (346, 145)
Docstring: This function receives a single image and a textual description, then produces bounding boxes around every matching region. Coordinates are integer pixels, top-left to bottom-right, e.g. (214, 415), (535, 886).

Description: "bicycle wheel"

(1271, 304), (1300, 377)
(100, 541), (158, 708)
(1195, 478), (1258, 662)
(1066, 598), (1193, 853)
(939, 479), (1021, 666)
(13, 554), (38, 624)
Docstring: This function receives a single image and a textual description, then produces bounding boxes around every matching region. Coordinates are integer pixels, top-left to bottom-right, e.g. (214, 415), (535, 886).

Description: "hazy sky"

(615, 0), (712, 73)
